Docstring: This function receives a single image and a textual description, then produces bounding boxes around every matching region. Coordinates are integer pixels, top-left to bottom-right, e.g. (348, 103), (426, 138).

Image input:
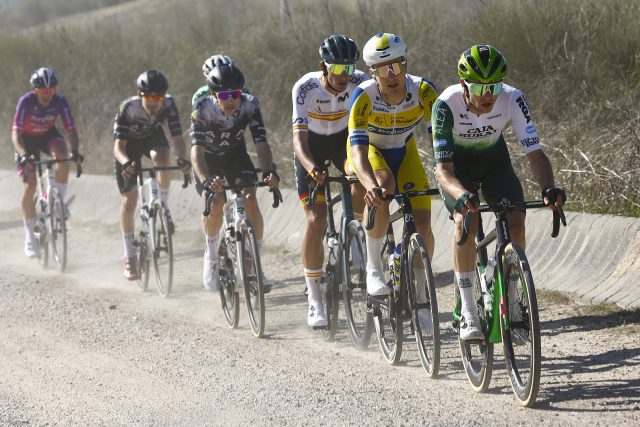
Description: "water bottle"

(327, 236), (339, 265)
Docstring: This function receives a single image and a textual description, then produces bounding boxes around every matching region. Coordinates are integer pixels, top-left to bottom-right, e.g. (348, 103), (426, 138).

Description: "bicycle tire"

(407, 233), (440, 378)
(343, 221), (372, 349)
(136, 229), (150, 292)
(319, 263), (340, 341)
(48, 188), (67, 272)
(36, 199), (49, 269)
(218, 235), (239, 329)
(239, 219), (265, 338)
(501, 243), (541, 407)
(457, 272), (494, 393)
(151, 203), (173, 297)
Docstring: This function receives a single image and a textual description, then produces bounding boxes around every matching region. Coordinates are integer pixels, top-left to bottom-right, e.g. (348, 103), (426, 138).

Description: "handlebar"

(308, 173), (360, 207)
(138, 164), (191, 189)
(22, 157), (83, 182)
(202, 181), (283, 216)
(365, 188), (440, 230)
(456, 197), (567, 246)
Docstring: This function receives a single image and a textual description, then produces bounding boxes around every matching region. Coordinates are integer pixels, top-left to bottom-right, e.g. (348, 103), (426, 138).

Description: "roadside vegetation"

(0, 0), (637, 215)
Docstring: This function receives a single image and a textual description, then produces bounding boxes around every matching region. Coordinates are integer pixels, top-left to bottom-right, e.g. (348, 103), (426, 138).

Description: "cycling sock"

(365, 235), (384, 272)
(52, 180), (67, 202)
(159, 186), (170, 210)
(205, 233), (219, 260)
(304, 268), (322, 305)
(455, 270), (477, 316)
(122, 232), (135, 259)
(24, 218), (35, 239)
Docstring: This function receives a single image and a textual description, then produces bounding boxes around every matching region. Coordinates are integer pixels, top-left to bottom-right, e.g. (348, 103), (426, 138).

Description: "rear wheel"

(239, 220), (265, 338)
(501, 243), (541, 407)
(48, 189), (67, 272)
(343, 221), (372, 349)
(152, 203), (173, 297)
(407, 233), (440, 378)
(218, 236), (239, 329)
(458, 270), (494, 393)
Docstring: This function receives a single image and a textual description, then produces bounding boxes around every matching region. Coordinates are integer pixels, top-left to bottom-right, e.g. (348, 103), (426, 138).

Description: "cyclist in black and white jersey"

(292, 34), (368, 328)
(113, 70), (190, 281)
(432, 45), (566, 340)
(191, 56), (279, 292)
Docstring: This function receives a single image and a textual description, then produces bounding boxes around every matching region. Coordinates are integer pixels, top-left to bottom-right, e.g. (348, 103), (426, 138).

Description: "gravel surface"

(0, 211), (639, 425)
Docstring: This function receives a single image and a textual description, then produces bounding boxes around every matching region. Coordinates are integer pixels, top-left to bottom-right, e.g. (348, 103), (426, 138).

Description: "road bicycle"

(203, 181), (282, 338)
(308, 170), (370, 347)
(366, 188), (441, 377)
(452, 195), (566, 407)
(24, 157), (81, 272)
(134, 164), (190, 297)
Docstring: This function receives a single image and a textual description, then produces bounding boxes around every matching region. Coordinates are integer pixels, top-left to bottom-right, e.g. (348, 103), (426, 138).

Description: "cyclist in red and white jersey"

(292, 34), (368, 328)
(12, 68), (83, 258)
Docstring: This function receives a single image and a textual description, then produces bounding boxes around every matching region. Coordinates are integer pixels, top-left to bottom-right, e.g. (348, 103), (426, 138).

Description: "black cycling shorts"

(114, 128), (170, 193)
(193, 145), (258, 196)
(294, 128), (348, 206)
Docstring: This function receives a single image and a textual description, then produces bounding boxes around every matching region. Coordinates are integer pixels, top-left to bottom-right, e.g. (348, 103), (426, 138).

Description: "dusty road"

(0, 211), (639, 425)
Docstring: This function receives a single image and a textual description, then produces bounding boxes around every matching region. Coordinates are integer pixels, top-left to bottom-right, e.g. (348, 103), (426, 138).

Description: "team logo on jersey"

(405, 92), (412, 102)
(516, 96), (532, 123)
(520, 137), (539, 148)
(338, 92), (350, 103)
(461, 125), (497, 139)
(526, 125), (536, 134)
(434, 139), (447, 148)
(296, 81), (319, 105)
(459, 113), (469, 119)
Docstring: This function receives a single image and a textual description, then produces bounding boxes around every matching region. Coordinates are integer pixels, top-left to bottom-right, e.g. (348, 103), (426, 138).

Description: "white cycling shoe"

(307, 302), (328, 329)
(366, 267), (390, 296)
(24, 236), (37, 258)
(203, 250), (220, 292)
(459, 311), (483, 341)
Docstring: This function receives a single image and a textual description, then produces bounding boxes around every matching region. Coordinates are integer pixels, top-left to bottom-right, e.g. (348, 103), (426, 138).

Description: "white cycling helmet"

(362, 32), (407, 66)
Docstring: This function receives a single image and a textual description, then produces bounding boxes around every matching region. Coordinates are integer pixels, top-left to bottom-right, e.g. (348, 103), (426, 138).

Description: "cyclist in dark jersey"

(12, 68), (83, 258)
(292, 35), (368, 328)
(432, 45), (566, 340)
(191, 56), (279, 293)
(113, 70), (190, 281)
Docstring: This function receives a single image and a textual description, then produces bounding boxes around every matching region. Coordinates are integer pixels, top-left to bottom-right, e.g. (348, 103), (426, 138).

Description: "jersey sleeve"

(165, 97), (183, 137)
(348, 87), (372, 146)
(189, 103), (208, 147)
(418, 79), (439, 134)
(291, 78), (309, 132)
(113, 101), (129, 140)
(431, 98), (455, 164)
(191, 85), (210, 109)
(247, 96), (267, 144)
(509, 90), (541, 154)
(12, 95), (29, 133)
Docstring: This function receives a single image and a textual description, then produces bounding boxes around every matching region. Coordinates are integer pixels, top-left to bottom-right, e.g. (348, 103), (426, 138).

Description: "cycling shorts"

(114, 128), (170, 193)
(15, 127), (65, 177)
(437, 140), (525, 214)
(347, 135), (431, 210)
(294, 128), (348, 207)
(193, 145), (258, 196)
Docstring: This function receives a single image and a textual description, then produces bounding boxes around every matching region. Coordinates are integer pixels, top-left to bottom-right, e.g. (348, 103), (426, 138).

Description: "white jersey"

(291, 70), (369, 136)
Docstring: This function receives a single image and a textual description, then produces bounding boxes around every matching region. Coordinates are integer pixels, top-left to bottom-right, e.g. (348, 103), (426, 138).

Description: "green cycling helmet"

(457, 44), (508, 83)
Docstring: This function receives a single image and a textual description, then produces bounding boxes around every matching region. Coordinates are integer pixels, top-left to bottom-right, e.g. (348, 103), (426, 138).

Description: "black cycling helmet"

(136, 70), (169, 95)
(30, 67), (58, 88)
(206, 56), (245, 92)
(202, 54), (234, 78)
(319, 34), (359, 64)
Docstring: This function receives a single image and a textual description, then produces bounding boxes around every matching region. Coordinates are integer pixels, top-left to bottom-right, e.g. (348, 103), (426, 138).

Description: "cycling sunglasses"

(463, 80), (503, 96)
(215, 90), (243, 101)
(35, 87), (56, 95)
(141, 94), (164, 102)
(325, 62), (356, 76)
(371, 60), (407, 77)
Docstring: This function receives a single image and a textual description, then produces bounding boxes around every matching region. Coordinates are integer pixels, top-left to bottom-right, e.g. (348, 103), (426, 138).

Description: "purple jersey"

(12, 92), (75, 137)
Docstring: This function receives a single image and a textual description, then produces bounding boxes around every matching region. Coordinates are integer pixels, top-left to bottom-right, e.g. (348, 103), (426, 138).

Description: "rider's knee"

(305, 209), (327, 234)
(121, 193), (137, 213)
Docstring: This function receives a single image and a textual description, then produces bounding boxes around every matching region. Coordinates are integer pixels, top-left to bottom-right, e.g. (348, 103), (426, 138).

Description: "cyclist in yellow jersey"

(347, 33), (438, 296)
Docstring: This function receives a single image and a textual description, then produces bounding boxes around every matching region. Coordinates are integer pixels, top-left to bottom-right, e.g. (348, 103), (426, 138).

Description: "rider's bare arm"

(113, 138), (130, 165)
(11, 130), (26, 157)
(170, 134), (188, 161)
(526, 149), (555, 192)
(254, 141), (273, 175)
(67, 129), (80, 154)
(292, 130), (317, 174)
(190, 145), (209, 183)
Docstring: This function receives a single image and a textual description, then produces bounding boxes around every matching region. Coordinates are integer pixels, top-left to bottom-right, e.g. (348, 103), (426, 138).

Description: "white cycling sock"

(52, 180), (67, 202)
(304, 268), (322, 305)
(24, 218), (35, 239)
(205, 233), (218, 261)
(122, 232), (135, 259)
(159, 187), (170, 210)
(365, 235), (384, 272)
(455, 270), (477, 317)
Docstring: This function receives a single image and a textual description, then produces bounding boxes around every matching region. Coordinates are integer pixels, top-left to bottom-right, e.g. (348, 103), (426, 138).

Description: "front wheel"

(373, 234), (402, 364)
(407, 233), (440, 378)
(342, 221), (372, 349)
(501, 243), (541, 407)
(35, 199), (49, 269)
(48, 189), (67, 272)
(239, 220), (265, 338)
(151, 203), (173, 297)
(136, 229), (151, 292)
(218, 236), (239, 329)
(319, 263), (339, 341)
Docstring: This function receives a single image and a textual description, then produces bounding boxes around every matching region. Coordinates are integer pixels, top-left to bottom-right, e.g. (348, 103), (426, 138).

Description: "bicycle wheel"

(151, 203), (173, 297)
(407, 233), (440, 378)
(342, 221), (372, 349)
(373, 235), (402, 365)
(239, 220), (266, 338)
(35, 200), (49, 269)
(218, 236), (239, 329)
(319, 262), (340, 341)
(136, 229), (151, 292)
(48, 189), (67, 272)
(458, 270), (494, 393)
(501, 243), (541, 407)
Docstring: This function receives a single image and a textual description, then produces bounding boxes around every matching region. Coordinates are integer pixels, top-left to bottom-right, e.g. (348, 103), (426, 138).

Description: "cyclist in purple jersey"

(113, 70), (190, 281)
(12, 67), (83, 258)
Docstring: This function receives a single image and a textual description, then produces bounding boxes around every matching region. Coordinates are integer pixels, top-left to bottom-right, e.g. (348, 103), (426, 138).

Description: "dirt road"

(0, 212), (638, 425)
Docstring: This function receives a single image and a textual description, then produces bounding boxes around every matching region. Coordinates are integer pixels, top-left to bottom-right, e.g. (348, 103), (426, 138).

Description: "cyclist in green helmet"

(432, 44), (566, 341)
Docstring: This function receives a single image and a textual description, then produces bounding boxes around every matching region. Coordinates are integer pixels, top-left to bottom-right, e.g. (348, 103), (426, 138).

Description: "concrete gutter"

(1, 170), (637, 309)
